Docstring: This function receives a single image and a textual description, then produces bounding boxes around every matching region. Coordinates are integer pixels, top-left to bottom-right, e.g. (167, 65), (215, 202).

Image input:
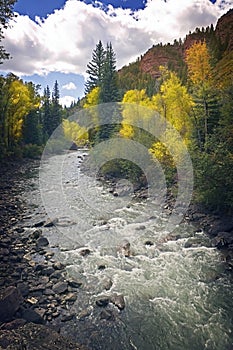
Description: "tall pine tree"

(99, 42), (119, 103)
(85, 40), (105, 93)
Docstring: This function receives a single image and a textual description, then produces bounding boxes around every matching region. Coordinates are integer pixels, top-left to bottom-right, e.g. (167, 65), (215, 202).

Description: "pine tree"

(42, 86), (52, 139)
(51, 80), (62, 132)
(99, 42), (118, 103)
(85, 40), (105, 93)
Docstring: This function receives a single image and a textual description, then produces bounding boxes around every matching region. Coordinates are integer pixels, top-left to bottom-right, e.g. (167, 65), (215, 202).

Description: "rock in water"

(118, 240), (131, 257)
(0, 286), (22, 322)
(110, 294), (125, 310)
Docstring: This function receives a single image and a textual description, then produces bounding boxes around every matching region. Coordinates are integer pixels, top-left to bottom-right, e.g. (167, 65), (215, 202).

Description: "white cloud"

(62, 82), (77, 90)
(1, 0), (231, 77)
(60, 95), (77, 107)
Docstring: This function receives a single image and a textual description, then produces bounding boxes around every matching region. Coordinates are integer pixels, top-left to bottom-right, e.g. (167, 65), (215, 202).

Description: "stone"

(64, 293), (77, 302)
(31, 229), (42, 239)
(53, 261), (65, 270)
(21, 308), (45, 324)
(34, 221), (45, 228)
(17, 282), (29, 297)
(44, 218), (58, 228)
(61, 313), (75, 322)
(0, 286), (22, 322)
(118, 239), (131, 257)
(52, 281), (68, 294)
(96, 297), (110, 307)
(144, 240), (154, 246)
(100, 309), (115, 321)
(41, 267), (55, 276)
(68, 280), (82, 288)
(110, 294), (125, 310)
(102, 278), (112, 291)
(36, 236), (49, 247)
(69, 141), (78, 150)
(79, 248), (91, 257)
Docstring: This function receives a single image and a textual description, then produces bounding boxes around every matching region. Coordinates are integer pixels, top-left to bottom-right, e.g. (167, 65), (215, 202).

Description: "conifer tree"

(99, 42), (118, 103)
(51, 80), (62, 132)
(85, 40), (105, 93)
(42, 86), (52, 139)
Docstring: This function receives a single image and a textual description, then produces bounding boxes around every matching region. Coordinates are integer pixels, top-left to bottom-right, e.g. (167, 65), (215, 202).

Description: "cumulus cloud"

(1, 0), (231, 77)
(60, 95), (77, 107)
(62, 82), (77, 90)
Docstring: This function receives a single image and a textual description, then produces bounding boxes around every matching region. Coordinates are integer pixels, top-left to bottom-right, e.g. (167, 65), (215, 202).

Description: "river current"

(25, 151), (233, 350)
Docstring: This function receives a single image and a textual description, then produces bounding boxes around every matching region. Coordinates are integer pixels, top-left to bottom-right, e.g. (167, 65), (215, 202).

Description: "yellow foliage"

(185, 41), (212, 86)
(63, 119), (88, 146)
(152, 69), (193, 140)
(83, 87), (100, 108)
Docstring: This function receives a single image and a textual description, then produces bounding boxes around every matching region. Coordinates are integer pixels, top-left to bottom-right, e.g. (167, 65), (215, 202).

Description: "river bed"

(22, 150), (233, 350)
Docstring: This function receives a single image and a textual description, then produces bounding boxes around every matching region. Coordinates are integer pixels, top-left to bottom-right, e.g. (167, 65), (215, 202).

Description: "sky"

(0, 0), (231, 106)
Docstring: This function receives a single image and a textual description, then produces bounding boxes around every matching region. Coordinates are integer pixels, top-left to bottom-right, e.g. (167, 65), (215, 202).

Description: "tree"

(42, 81), (62, 139)
(51, 80), (62, 132)
(0, 0), (17, 62)
(185, 41), (216, 149)
(99, 42), (118, 103)
(0, 74), (41, 154)
(42, 86), (52, 139)
(85, 40), (105, 94)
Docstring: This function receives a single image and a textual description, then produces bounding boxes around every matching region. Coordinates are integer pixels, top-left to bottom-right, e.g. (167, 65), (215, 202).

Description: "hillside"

(118, 9), (233, 96)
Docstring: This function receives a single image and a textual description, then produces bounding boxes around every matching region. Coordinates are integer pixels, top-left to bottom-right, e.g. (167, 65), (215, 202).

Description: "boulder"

(52, 281), (68, 294)
(0, 286), (22, 322)
(21, 308), (45, 324)
(96, 297), (110, 307)
(36, 237), (49, 248)
(110, 294), (125, 310)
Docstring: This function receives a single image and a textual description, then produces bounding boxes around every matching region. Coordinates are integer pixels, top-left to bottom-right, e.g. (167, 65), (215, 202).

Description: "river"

(23, 150), (233, 350)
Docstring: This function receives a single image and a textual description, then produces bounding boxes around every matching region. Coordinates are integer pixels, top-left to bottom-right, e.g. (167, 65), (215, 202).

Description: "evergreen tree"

(51, 80), (62, 132)
(0, 0), (17, 62)
(99, 42), (119, 103)
(85, 40), (105, 93)
(42, 86), (52, 139)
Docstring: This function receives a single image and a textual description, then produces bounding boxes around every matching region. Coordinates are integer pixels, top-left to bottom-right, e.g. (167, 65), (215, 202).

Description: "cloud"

(1, 0), (231, 77)
(60, 95), (77, 107)
(62, 82), (77, 90)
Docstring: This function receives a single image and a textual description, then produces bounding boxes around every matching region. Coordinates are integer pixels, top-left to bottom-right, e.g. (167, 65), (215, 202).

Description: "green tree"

(42, 85), (52, 139)
(99, 42), (118, 103)
(51, 80), (62, 132)
(85, 40), (105, 93)
(0, 0), (17, 62)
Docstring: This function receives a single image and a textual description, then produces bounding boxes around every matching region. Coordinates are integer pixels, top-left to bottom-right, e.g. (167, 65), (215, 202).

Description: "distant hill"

(118, 9), (233, 96)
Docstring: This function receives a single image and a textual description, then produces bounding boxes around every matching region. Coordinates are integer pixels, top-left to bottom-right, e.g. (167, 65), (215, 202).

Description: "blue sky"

(0, 0), (229, 106)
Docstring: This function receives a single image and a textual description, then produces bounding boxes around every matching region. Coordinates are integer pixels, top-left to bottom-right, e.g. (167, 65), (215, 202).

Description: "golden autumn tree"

(2, 75), (40, 150)
(150, 68), (194, 167)
(120, 89), (154, 143)
(185, 41), (215, 149)
(63, 119), (88, 146)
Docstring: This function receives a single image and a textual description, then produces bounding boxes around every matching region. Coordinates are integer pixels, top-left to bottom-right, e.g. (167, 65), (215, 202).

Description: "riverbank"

(0, 157), (232, 349)
(0, 159), (87, 349)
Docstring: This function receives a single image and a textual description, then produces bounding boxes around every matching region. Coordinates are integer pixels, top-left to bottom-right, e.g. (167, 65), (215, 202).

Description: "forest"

(0, 2), (233, 213)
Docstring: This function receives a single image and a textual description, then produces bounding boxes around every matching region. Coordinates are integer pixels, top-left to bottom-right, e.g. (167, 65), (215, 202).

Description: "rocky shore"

(0, 160), (88, 350)
(0, 158), (232, 349)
